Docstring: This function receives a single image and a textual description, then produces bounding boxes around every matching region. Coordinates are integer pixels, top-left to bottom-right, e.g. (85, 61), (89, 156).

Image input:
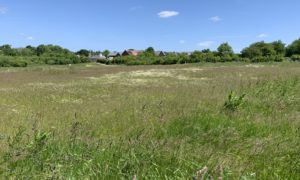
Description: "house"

(89, 53), (106, 61)
(155, 51), (167, 56)
(107, 52), (121, 60)
(122, 49), (140, 56)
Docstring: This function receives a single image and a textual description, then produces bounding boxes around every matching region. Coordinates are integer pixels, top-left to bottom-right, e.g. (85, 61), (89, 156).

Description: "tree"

(201, 49), (211, 53)
(286, 38), (300, 57)
(25, 45), (37, 55)
(241, 41), (276, 58)
(36, 45), (48, 56)
(271, 40), (285, 55)
(0, 44), (18, 56)
(190, 51), (203, 62)
(76, 49), (90, 57)
(261, 44), (276, 56)
(241, 46), (262, 58)
(217, 43), (234, 56)
(144, 47), (155, 56)
(102, 50), (110, 58)
(19, 48), (35, 56)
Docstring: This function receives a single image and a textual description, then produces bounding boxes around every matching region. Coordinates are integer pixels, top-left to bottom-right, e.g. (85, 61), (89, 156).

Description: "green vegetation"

(0, 44), (89, 67)
(0, 63), (299, 179)
(2, 38), (300, 67)
(105, 39), (299, 65)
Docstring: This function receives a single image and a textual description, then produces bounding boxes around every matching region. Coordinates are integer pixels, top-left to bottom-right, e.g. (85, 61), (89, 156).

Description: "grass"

(0, 62), (299, 179)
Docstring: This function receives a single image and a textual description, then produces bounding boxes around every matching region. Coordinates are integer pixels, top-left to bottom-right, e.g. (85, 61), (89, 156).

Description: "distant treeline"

(105, 39), (300, 65)
(1, 38), (300, 67)
(0, 44), (89, 67)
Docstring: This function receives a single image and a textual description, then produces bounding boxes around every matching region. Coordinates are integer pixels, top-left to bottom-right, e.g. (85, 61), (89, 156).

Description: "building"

(89, 53), (106, 61)
(155, 51), (167, 56)
(122, 49), (140, 56)
(107, 52), (121, 60)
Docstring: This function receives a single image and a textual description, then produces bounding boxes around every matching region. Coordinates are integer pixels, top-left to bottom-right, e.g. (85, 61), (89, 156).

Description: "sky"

(0, 0), (299, 53)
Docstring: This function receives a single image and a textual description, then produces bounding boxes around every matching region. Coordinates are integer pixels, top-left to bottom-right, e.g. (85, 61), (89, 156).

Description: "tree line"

(1, 38), (300, 67)
(0, 44), (89, 67)
(106, 39), (300, 65)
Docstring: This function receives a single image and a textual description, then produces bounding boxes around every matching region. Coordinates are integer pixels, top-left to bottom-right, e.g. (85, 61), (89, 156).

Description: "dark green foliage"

(272, 40), (285, 55)
(76, 49), (90, 57)
(217, 42), (234, 57)
(144, 47), (155, 56)
(0, 44), (88, 67)
(291, 54), (300, 61)
(286, 38), (300, 57)
(0, 56), (28, 67)
(102, 50), (110, 58)
(242, 41), (275, 58)
(250, 55), (285, 63)
(0, 44), (18, 56)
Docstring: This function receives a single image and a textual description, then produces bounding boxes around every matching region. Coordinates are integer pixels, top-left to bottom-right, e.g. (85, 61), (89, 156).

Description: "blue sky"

(0, 0), (299, 53)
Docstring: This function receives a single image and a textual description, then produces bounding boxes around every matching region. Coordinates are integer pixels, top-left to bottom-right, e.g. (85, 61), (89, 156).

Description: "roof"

(155, 51), (166, 56)
(89, 54), (106, 59)
(122, 49), (142, 56)
(108, 52), (120, 57)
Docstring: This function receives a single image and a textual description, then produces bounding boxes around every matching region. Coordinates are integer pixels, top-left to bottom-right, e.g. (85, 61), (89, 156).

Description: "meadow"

(0, 62), (299, 179)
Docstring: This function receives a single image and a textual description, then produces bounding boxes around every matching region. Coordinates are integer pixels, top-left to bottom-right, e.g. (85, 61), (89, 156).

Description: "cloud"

(210, 16), (221, 22)
(26, 36), (35, 40)
(158, 11), (179, 18)
(0, 7), (8, 14)
(197, 41), (214, 48)
(257, 33), (267, 38)
(179, 40), (185, 44)
(19, 33), (35, 40)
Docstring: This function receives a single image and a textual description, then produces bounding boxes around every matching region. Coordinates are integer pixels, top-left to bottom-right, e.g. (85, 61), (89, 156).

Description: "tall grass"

(0, 62), (299, 179)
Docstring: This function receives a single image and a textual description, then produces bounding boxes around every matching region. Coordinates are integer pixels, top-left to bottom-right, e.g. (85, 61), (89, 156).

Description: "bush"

(224, 91), (246, 111)
(97, 58), (108, 64)
(291, 54), (300, 61)
(39, 53), (84, 65)
(0, 56), (28, 67)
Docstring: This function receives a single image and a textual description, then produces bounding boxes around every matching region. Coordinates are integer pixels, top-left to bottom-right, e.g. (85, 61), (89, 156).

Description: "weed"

(224, 91), (246, 111)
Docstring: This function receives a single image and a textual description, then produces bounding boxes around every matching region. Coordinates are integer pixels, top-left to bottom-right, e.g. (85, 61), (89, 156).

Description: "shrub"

(291, 54), (300, 61)
(224, 91), (246, 111)
(0, 56), (28, 67)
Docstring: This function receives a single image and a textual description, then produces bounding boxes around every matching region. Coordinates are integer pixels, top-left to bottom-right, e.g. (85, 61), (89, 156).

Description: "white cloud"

(197, 41), (214, 48)
(257, 33), (267, 38)
(0, 7), (8, 14)
(158, 11), (179, 18)
(179, 40), (185, 44)
(210, 16), (221, 22)
(26, 36), (35, 40)
(19, 33), (35, 40)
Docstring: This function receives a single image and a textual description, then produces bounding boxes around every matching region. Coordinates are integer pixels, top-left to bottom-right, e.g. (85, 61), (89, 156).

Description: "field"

(0, 62), (299, 179)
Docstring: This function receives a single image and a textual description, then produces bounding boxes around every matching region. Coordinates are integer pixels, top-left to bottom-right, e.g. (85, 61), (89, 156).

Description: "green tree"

(36, 45), (48, 56)
(261, 44), (276, 56)
(144, 47), (155, 56)
(201, 49), (211, 53)
(0, 44), (18, 56)
(271, 40), (285, 55)
(217, 43), (234, 56)
(76, 49), (90, 57)
(286, 38), (300, 57)
(241, 41), (276, 58)
(102, 50), (110, 58)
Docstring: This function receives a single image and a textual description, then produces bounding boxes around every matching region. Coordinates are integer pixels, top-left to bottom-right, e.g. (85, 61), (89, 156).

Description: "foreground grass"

(0, 62), (299, 179)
